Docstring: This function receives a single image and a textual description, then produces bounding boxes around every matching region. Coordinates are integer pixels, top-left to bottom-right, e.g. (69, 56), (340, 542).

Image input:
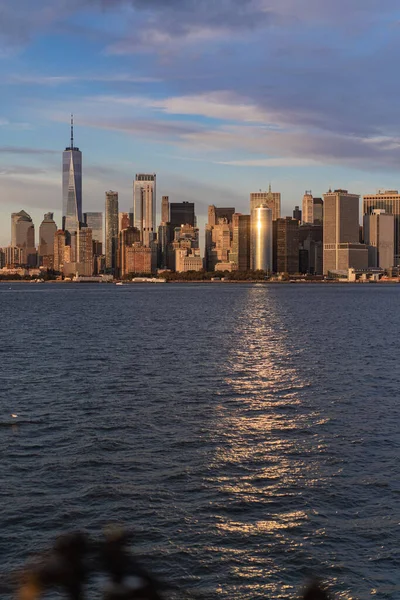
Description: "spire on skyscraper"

(70, 114), (74, 149)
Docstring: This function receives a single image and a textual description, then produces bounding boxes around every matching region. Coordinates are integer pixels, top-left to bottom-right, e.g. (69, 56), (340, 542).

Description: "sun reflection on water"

(205, 287), (333, 598)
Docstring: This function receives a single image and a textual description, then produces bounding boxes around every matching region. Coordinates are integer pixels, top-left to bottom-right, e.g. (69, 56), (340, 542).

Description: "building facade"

(161, 195), (170, 224)
(231, 213), (250, 271)
(252, 205), (273, 272)
(133, 173), (156, 246)
(119, 226), (141, 276)
(323, 189), (367, 274)
(105, 191), (119, 274)
(39, 212), (57, 268)
(170, 202), (195, 229)
(363, 209), (394, 270)
(250, 186), (281, 221)
(273, 217), (299, 274)
(11, 210), (36, 266)
(363, 190), (400, 265)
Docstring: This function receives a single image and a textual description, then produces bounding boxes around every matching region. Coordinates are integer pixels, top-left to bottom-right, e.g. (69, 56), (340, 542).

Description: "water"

(0, 283), (399, 599)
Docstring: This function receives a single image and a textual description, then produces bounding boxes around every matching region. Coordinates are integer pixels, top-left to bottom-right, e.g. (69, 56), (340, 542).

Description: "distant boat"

(115, 282), (126, 286)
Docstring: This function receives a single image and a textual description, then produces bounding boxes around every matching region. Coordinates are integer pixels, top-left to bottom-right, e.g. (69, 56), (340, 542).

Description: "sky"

(1, 0), (400, 246)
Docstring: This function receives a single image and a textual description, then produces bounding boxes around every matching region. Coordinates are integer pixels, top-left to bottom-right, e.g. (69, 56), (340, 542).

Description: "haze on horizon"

(1, 0), (400, 245)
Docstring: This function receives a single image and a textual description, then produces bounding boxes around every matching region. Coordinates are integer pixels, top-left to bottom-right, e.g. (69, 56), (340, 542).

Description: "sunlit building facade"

(363, 190), (400, 265)
(252, 205), (272, 272)
(133, 173), (156, 246)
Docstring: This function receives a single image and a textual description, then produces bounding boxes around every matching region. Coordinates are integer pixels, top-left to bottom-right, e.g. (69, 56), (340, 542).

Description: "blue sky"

(1, 0), (400, 246)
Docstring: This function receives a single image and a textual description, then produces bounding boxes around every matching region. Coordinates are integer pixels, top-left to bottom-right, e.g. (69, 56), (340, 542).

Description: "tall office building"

(133, 173), (156, 246)
(63, 115), (82, 233)
(299, 224), (323, 275)
(363, 209), (394, 270)
(302, 191), (314, 224)
(78, 226), (93, 276)
(250, 186), (281, 222)
(105, 191), (119, 274)
(170, 202), (195, 228)
(11, 210), (36, 266)
(273, 217), (299, 274)
(323, 189), (367, 274)
(39, 213), (57, 268)
(252, 205), (272, 272)
(205, 206), (236, 270)
(84, 212), (103, 246)
(293, 206), (302, 221)
(161, 196), (170, 224)
(119, 226), (141, 276)
(313, 198), (323, 224)
(54, 230), (66, 273)
(231, 213), (251, 271)
(363, 190), (400, 264)
(118, 212), (130, 233)
(302, 192), (323, 224)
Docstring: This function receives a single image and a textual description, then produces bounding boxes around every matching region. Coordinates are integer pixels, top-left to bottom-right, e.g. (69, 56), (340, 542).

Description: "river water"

(0, 283), (399, 599)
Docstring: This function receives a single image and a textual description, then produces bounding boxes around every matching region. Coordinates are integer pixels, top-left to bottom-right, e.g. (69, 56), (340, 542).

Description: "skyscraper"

(63, 115), (82, 233)
(105, 191), (119, 274)
(302, 192), (323, 224)
(231, 213), (250, 271)
(170, 202), (195, 228)
(54, 230), (66, 273)
(118, 212), (130, 233)
(293, 206), (302, 221)
(323, 189), (367, 274)
(250, 186), (281, 221)
(252, 205), (272, 272)
(363, 209), (394, 270)
(273, 217), (299, 274)
(84, 212), (103, 247)
(39, 212), (57, 267)
(11, 210), (36, 266)
(363, 190), (400, 264)
(161, 196), (170, 224)
(133, 173), (156, 246)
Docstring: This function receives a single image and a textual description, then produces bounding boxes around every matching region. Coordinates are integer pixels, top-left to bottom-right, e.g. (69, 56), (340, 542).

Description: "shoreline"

(1, 279), (400, 285)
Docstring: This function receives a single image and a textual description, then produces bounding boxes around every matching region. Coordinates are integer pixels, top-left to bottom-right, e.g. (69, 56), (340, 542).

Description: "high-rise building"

(302, 192), (323, 224)
(105, 191), (119, 274)
(323, 189), (368, 274)
(78, 226), (93, 276)
(298, 224), (323, 275)
(84, 212), (103, 247)
(11, 210), (36, 266)
(363, 190), (400, 265)
(39, 212), (57, 268)
(273, 217), (299, 274)
(118, 212), (130, 233)
(205, 218), (233, 270)
(313, 198), (323, 224)
(208, 205), (235, 227)
(119, 226), (141, 277)
(63, 115), (82, 233)
(133, 173), (156, 246)
(161, 196), (170, 224)
(363, 209), (394, 270)
(54, 230), (66, 273)
(231, 214), (250, 271)
(125, 243), (155, 274)
(250, 186), (281, 221)
(252, 205), (272, 272)
(170, 202), (195, 229)
(293, 206), (302, 221)
(302, 191), (314, 224)
(2, 246), (23, 267)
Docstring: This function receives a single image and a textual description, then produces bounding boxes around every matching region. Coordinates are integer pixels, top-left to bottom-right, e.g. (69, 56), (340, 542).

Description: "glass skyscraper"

(63, 116), (82, 233)
(133, 173), (156, 246)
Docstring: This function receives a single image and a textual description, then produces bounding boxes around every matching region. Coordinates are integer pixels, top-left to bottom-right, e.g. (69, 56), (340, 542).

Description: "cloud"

(0, 146), (57, 155)
(8, 74), (161, 85)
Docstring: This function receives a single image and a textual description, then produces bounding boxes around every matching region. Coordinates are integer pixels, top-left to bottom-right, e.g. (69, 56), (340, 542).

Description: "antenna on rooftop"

(70, 114), (74, 148)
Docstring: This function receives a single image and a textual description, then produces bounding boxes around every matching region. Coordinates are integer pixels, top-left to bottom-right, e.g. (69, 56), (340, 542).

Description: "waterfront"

(0, 283), (399, 599)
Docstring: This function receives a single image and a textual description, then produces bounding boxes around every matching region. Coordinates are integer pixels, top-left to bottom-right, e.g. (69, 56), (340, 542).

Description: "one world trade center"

(62, 115), (82, 233)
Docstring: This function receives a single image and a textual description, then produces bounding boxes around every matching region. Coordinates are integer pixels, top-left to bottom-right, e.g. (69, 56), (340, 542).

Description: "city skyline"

(2, 1), (400, 246)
